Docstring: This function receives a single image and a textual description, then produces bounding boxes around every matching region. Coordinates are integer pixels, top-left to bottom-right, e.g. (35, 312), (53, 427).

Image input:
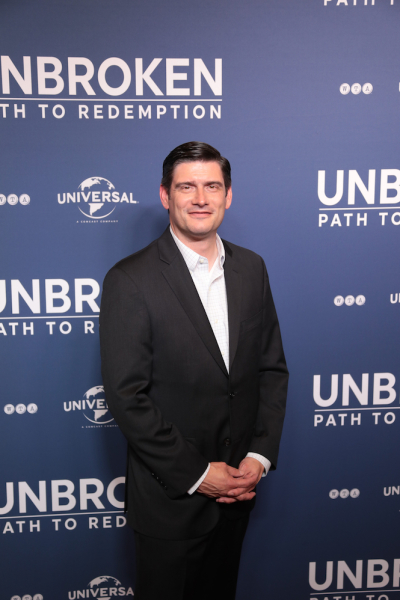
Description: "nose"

(195, 187), (206, 206)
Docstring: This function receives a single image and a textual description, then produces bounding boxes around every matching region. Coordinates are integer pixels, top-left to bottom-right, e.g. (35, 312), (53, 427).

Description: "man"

(100, 141), (288, 600)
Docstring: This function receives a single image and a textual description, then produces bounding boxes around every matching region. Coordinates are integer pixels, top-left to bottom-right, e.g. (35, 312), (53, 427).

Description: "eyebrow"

(175, 180), (223, 187)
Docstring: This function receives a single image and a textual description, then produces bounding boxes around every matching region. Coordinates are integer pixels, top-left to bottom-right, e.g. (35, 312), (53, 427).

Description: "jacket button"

(223, 438), (231, 446)
(229, 392), (235, 398)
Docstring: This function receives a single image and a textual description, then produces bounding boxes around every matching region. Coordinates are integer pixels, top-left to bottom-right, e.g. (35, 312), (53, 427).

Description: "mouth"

(188, 211), (212, 217)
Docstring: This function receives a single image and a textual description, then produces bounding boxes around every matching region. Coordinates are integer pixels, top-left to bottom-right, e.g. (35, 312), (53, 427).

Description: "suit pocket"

(240, 309), (263, 334)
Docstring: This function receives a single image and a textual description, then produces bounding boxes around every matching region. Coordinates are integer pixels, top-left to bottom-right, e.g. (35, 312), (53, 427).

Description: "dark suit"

(100, 226), (288, 544)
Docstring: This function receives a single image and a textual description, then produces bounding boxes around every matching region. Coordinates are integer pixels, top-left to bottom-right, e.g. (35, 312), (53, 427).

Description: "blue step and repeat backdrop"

(1, 1), (399, 599)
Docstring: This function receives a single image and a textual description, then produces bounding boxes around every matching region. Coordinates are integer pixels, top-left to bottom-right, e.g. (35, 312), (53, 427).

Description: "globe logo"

(57, 176), (138, 221)
(88, 576), (123, 600)
(83, 386), (114, 424)
(68, 576), (133, 600)
(78, 177), (116, 219)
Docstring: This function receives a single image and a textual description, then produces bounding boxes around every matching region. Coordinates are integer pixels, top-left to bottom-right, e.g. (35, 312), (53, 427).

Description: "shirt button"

(223, 438), (231, 446)
(229, 392), (235, 398)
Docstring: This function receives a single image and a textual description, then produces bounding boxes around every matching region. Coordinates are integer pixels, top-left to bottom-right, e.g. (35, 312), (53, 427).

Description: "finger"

(218, 491), (255, 503)
(226, 465), (242, 477)
(238, 461), (251, 475)
(227, 484), (256, 496)
(227, 488), (250, 497)
(235, 492), (256, 502)
(238, 468), (249, 476)
(238, 470), (257, 479)
(216, 497), (237, 504)
(242, 472), (259, 483)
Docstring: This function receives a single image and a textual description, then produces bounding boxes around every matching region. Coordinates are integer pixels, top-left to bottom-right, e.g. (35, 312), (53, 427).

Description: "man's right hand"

(197, 462), (256, 502)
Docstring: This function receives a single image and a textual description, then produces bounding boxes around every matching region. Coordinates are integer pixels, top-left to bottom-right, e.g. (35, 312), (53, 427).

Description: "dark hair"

(161, 141), (231, 194)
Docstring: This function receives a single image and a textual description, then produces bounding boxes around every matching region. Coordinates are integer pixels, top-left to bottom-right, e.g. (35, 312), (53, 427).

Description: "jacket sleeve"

(99, 266), (209, 498)
(247, 259), (289, 469)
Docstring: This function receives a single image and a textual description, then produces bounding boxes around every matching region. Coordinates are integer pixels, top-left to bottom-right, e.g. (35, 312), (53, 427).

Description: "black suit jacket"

(100, 227), (288, 540)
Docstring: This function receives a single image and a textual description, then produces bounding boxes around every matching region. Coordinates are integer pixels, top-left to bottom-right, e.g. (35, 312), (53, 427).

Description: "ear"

(159, 185), (170, 210)
(225, 186), (232, 210)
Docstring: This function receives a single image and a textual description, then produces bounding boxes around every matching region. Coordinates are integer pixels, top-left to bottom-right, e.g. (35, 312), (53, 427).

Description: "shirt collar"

(169, 226), (225, 272)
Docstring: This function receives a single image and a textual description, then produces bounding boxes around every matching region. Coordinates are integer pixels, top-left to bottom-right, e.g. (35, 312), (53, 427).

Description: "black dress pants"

(134, 511), (250, 600)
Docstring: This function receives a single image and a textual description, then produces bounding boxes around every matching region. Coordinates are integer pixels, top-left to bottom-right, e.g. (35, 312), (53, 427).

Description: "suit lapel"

(222, 241), (242, 371)
(158, 229), (229, 377)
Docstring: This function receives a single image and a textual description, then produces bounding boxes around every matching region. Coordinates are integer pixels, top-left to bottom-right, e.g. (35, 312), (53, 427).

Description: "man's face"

(160, 161), (232, 241)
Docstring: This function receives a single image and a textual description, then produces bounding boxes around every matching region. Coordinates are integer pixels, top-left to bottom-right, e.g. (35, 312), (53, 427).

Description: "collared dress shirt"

(169, 228), (271, 494)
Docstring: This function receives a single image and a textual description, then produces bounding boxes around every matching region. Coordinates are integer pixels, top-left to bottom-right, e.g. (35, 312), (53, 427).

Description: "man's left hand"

(216, 457), (265, 504)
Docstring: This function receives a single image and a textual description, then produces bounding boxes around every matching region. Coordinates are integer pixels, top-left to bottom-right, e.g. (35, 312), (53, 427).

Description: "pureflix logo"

(57, 176), (138, 222)
(318, 169), (400, 228)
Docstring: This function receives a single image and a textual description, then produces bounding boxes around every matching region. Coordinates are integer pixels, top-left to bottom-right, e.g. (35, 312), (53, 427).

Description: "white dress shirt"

(169, 227), (271, 494)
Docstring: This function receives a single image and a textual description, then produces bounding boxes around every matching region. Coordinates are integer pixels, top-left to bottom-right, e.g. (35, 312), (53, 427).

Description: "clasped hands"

(197, 457), (264, 504)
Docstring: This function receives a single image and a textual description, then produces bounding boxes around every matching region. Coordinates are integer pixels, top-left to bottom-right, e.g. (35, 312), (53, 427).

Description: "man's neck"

(170, 224), (219, 269)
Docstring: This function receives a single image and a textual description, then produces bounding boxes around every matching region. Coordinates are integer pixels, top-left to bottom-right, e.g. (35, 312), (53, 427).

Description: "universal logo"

(68, 576), (134, 600)
(334, 295), (365, 306)
(57, 177), (138, 221)
(4, 403), (37, 415)
(63, 386), (115, 426)
(329, 488), (360, 499)
(0, 194), (30, 206)
(340, 83), (373, 95)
